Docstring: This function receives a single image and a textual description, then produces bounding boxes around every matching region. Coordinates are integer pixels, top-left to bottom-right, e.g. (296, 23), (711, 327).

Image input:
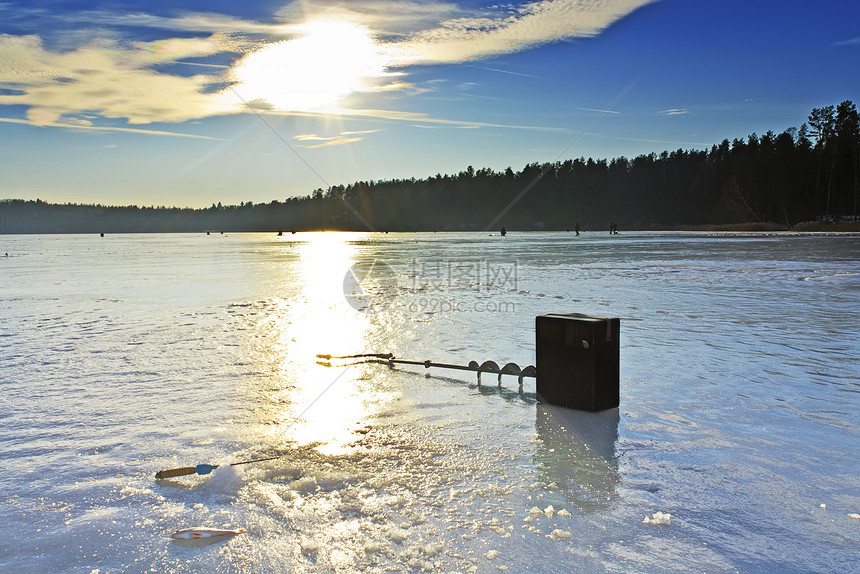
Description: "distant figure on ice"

(575, 222), (581, 237)
(500, 226), (507, 236)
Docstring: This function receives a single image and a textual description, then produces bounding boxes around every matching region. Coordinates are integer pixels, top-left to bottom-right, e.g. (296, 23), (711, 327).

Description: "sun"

(233, 19), (389, 113)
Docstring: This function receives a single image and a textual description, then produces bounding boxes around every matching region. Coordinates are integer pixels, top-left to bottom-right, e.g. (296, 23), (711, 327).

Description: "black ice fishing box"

(535, 313), (620, 412)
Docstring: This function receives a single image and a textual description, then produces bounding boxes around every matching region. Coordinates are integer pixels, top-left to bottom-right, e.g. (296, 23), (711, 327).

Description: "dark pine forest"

(2, 100), (858, 234)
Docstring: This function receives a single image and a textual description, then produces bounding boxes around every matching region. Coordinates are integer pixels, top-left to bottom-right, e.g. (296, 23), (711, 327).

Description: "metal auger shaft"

(319, 353), (536, 386)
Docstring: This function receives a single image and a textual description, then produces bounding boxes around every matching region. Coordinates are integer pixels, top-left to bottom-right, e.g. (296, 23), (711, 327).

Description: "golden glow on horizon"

(233, 19), (390, 113)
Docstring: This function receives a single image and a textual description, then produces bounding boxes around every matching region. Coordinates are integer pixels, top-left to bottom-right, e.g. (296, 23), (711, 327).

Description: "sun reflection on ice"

(257, 232), (385, 456)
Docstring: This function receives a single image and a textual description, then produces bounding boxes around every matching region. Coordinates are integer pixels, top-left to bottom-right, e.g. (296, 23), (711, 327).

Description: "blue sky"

(1, 0), (857, 208)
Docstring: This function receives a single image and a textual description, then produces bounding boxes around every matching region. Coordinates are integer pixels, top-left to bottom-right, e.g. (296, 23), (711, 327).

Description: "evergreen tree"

(834, 100), (860, 219)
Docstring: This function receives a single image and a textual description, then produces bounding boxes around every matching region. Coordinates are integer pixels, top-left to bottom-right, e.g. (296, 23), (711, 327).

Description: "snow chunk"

(528, 506), (542, 515)
(848, 513), (860, 520)
(422, 542), (443, 557)
(208, 464), (242, 493)
(544, 505), (554, 518)
(119, 485), (153, 497)
(557, 509), (572, 518)
(290, 476), (319, 493)
(485, 550), (501, 560)
(643, 511), (672, 526)
(549, 529), (572, 541)
(299, 537), (319, 554)
(385, 526), (409, 543)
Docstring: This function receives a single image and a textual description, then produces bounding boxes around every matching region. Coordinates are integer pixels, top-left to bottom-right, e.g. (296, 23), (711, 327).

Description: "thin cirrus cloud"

(0, 116), (222, 139)
(833, 36), (860, 46)
(0, 0), (653, 136)
(658, 108), (690, 116)
(294, 129), (383, 148)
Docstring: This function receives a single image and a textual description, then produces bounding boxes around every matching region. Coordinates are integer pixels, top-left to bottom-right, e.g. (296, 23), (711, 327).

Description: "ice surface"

(1, 232), (858, 573)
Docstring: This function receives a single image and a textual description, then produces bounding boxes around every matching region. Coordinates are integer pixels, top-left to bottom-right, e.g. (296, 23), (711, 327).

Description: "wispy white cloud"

(0, 6), (287, 38)
(275, 1), (467, 37)
(298, 136), (364, 148)
(341, 129), (385, 136)
(833, 36), (860, 46)
(575, 106), (620, 114)
(293, 129), (385, 148)
(0, 116), (223, 139)
(0, 33), (243, 126)
(170, 61), (231, 69)
(0, 2), (461, 44)
(590, 132), (710, 147)
(0, 0), (653, 136)
(391, 0), (654, 64)
(658, 108), (689, 116)
(222, 99), (565, 132)
(333, 107), (568, 131)
(467, 64), (547, 79)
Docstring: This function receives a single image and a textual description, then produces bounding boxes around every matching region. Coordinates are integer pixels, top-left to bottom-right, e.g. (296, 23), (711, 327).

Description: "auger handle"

(155, 466), (197, 479)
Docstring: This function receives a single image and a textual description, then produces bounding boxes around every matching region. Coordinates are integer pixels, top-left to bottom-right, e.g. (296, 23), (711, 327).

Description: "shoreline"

(652, 221), (860, 233)
(1, 221), (859, 235)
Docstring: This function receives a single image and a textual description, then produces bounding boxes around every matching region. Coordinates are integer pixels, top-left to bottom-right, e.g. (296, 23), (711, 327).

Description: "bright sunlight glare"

(233, 19), (390, 113)
(283, 233), (375, 456)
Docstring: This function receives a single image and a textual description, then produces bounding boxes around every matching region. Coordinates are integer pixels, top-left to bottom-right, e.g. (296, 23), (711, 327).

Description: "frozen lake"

(1, 231), (858, 573)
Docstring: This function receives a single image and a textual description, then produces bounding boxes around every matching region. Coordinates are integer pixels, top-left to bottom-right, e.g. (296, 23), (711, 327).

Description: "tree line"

(1, 100), (857, 234)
